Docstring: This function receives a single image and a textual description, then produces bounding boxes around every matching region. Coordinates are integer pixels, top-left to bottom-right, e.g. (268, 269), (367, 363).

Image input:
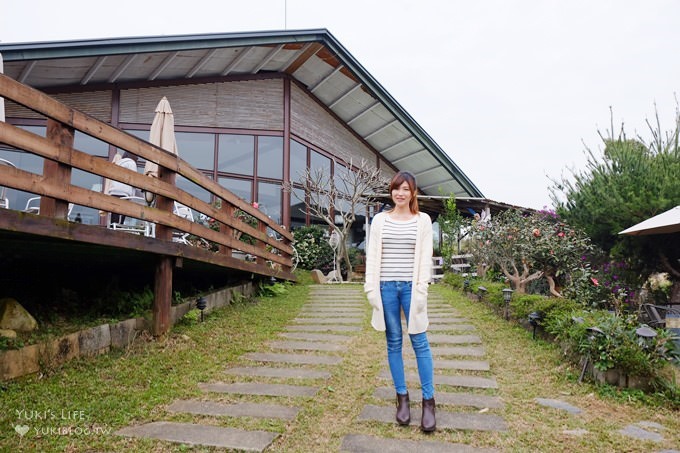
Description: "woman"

(364, 171), (435, 432)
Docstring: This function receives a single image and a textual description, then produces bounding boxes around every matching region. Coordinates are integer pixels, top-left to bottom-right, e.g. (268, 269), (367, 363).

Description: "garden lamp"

(635, 326), (657, 350)
(528, 311), (543, 339)
(502, 288), (513, 320)
(477, 286), (487, 301)
(463, 279), (470, 294)
(196, 296), (207, 322)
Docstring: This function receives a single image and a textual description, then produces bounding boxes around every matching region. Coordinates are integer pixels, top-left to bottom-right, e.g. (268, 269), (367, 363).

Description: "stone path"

(114, 285), (510, 451)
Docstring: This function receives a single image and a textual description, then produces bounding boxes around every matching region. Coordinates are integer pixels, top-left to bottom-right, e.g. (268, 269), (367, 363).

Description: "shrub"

(442, 272), (465, 289)
(545, 309), (679, 379)
(511, 295), (581, 322)
(292, 225), (334, 272)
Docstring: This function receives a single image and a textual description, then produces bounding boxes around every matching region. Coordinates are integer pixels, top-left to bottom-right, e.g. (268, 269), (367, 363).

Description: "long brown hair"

(389, 171), (419, 214)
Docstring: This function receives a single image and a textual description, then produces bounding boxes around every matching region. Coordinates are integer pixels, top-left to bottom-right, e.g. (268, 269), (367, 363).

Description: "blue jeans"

(380, 280), (434, 399)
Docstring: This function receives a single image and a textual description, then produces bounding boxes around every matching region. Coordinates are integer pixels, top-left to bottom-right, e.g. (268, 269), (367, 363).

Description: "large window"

(289, 187), (307, 229)
(289, 139), (307, 183)
(177, 132), (214, 171)
(219, 177), (252, 203)
(219, 134), (253, 176)
(257, 136), (283, 180)
(257, 181), (282, 224)
(310, 150), (331, 179)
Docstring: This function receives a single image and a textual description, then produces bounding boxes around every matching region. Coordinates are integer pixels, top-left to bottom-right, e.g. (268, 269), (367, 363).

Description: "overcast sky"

(2, 0), (679, 209)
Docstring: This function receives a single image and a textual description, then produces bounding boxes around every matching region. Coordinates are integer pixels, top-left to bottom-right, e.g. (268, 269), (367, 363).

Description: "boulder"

(0, 298), (38, 332)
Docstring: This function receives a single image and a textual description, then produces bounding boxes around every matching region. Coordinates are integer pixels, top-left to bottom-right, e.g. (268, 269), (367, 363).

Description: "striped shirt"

(380, 216), (417, 281)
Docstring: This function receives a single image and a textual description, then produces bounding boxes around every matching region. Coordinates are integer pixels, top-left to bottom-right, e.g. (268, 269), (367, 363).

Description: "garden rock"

(0, 298), (38, 332)
(310, 269), (326, 284)
(0, 329), (16, 339)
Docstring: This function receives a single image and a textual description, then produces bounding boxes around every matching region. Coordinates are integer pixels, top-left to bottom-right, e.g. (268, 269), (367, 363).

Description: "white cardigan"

(363, 211), (433, 334)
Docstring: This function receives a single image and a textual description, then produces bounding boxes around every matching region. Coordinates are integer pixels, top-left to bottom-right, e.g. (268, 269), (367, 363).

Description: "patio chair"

(172, 202), (194, 245)
(0, 158), (17, 209)
(110, 196), (153, 236)
(640, 303), (680, 328)
(23, 196), (74, 218)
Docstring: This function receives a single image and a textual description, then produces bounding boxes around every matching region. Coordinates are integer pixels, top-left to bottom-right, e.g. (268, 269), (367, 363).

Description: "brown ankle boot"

(396, 392), (410, 425)
(421, 397), (436, 432)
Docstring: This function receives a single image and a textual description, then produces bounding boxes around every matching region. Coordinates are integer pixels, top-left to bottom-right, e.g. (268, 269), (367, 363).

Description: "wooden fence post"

(42, 120), (73, 218)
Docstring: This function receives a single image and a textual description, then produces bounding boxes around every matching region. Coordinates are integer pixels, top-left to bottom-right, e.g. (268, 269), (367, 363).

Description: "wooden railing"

(0, 74), (295, 333)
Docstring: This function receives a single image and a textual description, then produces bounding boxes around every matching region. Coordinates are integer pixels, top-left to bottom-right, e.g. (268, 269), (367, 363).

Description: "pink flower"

(252, 202), (259, 209)
(557, 232), (565, 237)
(532, 228), (541, 237)
(591, 278), (599, 286)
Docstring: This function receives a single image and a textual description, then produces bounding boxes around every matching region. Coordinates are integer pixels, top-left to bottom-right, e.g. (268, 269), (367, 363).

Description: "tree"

(468, 209), (594, 295)
(438, 196), (468, 270)
(550, 105), (680, 286)
(285, 158), (387, 280)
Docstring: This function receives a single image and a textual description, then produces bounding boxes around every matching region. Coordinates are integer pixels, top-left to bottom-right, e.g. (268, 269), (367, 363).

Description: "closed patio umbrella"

(143, 97), (178, 204)
(143, 96), (178, 178)
(619, 206), (680, 236)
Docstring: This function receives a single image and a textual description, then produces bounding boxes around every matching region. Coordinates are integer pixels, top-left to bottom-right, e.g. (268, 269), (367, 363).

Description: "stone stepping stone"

(429, 317), (469, 323)
(398, 358), (490, 371)
(300, 307), (364, 313)
(424, 346), (486, 357)
(167, 399), (299, 420)
(428, 324), (476, 331)
(340, 433), (499, 453)
(280, 332), (352, 342)
(428, 334), (482, 344)
(225, 366), (331, 379)
(358, 405), (507, 432)
(379, 370), (498, 389)
(535, 398), (582, 414)
(374, 387), (503, 409)
(285, 325), (362, 332)
(269, 340), (344, 352)
(292, 317), (361, 324)
(618, 425), (665, 442)
(199, 382), (319, 397)
(115, 421), (278, 451)
(244, 352), (343, 365)
(304, 303), (364, 308)
(297, 312), (364, 319)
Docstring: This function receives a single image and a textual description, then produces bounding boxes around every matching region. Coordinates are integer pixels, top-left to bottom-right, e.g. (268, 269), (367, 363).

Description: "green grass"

(1, 275), (678, 452)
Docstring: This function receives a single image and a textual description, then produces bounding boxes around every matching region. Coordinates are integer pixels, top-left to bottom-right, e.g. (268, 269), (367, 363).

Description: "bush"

(511, 295), (581, 322)
(292, 225), (334, 272)
(442, 272), (465, 289)
(545, 309), (679, 379)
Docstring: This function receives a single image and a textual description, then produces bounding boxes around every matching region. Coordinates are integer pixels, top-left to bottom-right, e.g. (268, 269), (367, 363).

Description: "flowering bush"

(292, 225), (334, 272)
(563, 258), (639, 311)
(468, 208), (594, 296)
(646, 272), (673, 304)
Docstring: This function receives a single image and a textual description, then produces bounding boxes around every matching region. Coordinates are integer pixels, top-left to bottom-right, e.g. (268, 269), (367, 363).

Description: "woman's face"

(391, 181), (412, 209)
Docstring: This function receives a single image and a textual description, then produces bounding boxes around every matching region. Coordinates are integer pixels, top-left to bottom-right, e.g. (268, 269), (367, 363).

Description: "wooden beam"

(283, 42), (323, 75)
(153, 256), (173, 336)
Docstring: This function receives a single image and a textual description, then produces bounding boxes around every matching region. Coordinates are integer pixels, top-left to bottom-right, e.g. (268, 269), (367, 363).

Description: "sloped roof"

(0, 29), (484, 198)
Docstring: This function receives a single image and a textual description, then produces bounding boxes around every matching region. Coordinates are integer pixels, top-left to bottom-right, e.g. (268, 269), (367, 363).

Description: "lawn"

(1, 274), (678, 452)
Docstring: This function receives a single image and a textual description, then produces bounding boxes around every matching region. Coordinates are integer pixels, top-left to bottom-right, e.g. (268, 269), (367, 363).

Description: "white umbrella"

(619, 206), (680, 236)
(0, 52), (5, 122)
(143, 97), (178, 205)
(143, 96), (178, 178)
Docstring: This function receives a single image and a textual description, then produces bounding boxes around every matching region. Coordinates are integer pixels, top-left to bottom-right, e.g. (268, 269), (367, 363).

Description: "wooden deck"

(0, 74), (295, 335)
